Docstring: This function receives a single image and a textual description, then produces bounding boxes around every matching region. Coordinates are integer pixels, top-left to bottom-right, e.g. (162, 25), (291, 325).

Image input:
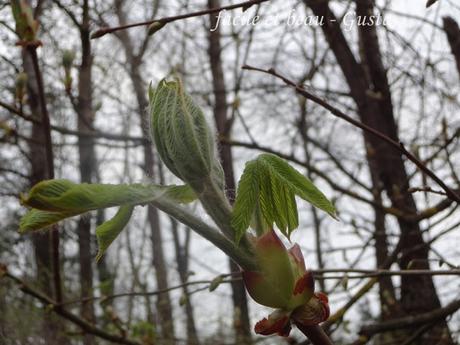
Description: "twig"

(399, 322), (438, 345)
(296, 324), (334, 345)
(321, 238), (405, 332)
(60, 276), (240, 306)
(91, 0), (270, 39)
(353, 298), (460, 344)
(408, 186), (447, 196)
(0, 100), (146, 143)
(1, 266), (141, 345)
(313, 268), (460, 277)
(241, 65), (460, 204)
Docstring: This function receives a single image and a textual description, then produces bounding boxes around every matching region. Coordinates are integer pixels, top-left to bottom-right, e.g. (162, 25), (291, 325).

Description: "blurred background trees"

(1, 0), (460, 344)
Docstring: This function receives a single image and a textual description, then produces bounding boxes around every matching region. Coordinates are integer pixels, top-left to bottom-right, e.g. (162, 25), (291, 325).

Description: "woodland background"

(1, 0), (460, 344)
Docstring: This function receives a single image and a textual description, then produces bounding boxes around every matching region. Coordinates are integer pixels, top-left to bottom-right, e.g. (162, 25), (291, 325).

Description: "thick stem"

(199, 177), (234, 237)
(296, 324), (334, 345)
(151, 198), (257, 271)
(199, 177), (254, 254)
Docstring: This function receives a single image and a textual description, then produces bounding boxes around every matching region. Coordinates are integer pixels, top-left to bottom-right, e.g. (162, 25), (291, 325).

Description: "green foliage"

(11, 0), (39, 42)
(20, 179), (196, 257)
(232, 153), (336, 242)
(95, 205), (135, 262)
(19, 208), (76, 232)
(149, 79), (224, 191)
(20, 179), (195, 217)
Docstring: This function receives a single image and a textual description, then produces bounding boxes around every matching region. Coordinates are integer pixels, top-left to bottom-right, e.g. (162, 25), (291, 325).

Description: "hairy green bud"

(11, 0), (39, 43)
(149, 78), (223, 191)
(15, 72), (27, 103)
(62, 50), (75, 92)
(62, 49), (75, 69)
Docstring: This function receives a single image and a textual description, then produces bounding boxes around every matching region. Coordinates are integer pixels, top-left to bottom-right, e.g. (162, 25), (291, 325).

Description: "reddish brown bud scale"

(254, 311), (291, 336)
(242, 230), (330, 338)
(293, 271), (315, 296)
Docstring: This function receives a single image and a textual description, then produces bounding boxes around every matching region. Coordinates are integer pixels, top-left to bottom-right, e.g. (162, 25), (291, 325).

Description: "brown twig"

(59, 276), (240, 306)
(313, 268), (460, 276)
(0, 100), (146, 143)
(90, 0), (270, 39)
(353, 298), (460, 344)
(1, 267), (141, 345)
(296, 324), (334, 345)
(408, 186), (447, 196)
(242, 65), (460, 204)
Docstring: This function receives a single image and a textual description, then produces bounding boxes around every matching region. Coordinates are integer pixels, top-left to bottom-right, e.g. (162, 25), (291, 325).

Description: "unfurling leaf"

(95, 205), (135, 262)
(19, 179), (196, 232)
(11, 0), (39, 42)
(19, 209), (76, 233)
(231, 160), (259, 237)
(149, 78), (224, 192)
(232, 153), (336, 242)
(21, 179), (196, 212)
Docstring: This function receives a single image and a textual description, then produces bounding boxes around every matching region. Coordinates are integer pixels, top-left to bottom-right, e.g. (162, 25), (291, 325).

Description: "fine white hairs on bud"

(149, 78), (224, 192)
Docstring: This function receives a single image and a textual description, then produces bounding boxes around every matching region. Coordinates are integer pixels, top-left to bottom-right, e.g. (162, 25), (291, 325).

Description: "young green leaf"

(259, 154), (336, 218)
(231, 160), (259, 239)
(21, 179), (196, 213)
(232, 153), (336, 242)
(95, 205), (135, 262)
(19, 209), (77, 233)
(20, 179), (196, 232)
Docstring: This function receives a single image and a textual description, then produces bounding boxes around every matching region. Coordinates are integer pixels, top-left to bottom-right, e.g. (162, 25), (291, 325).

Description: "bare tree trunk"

(303, 1), (452, 343)
(171, 219), (200, 345)
(207, 1), (252, 343)
(22, 4), (66, 343)
(443, 16), (460, 79)
(113, 3), (175, 341)
(370, 173), (403, 344)
(131, 58), (176, 345)
(132, 58), (176, 345)
(75, 1), (96, 343)
(130, 52), (176, 345)
(356, 11), (399, 322)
